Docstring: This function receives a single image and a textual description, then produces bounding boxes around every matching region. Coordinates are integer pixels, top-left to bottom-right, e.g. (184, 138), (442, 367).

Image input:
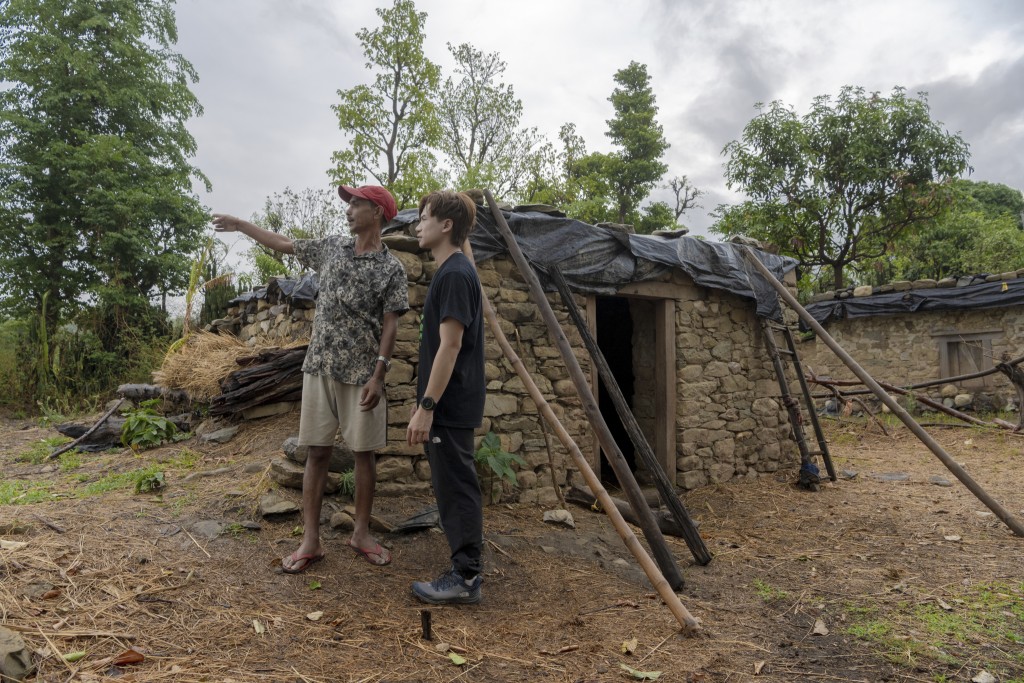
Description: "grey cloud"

(913, 56), (1024, 186)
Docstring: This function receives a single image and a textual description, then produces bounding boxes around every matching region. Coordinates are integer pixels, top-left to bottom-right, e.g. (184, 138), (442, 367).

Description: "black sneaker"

(411, 567), (482, 605)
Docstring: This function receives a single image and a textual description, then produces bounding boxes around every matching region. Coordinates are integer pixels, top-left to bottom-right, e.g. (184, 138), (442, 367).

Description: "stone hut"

(801, 271), (1024, 411)
(215, 208), (802, 500)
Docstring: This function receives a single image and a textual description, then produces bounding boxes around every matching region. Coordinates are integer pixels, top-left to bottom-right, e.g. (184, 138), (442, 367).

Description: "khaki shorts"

(297, 374), (386, 452)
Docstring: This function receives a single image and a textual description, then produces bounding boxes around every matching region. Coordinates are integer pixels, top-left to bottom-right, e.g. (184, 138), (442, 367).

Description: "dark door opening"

(595, 296), (636, 483)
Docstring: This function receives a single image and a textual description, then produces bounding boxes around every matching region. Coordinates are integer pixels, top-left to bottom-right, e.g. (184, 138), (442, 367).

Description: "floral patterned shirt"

(293, 235), (409, 385)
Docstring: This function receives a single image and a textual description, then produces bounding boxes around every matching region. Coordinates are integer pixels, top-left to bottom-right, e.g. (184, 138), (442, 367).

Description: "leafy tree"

(867, 181), (1024, 283)
(603, 62), (669, 224)
(0, 0), (208, 325)
(246, 187), (348, 283)
(0, 0), (209, 403)
(329, 0), (443, 208)
(436, 42), (546, 202)
(714, 86), (971, 290)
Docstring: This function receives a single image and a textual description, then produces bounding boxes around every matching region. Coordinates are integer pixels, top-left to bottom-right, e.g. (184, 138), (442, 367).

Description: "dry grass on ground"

(1, 412), (1023, 682)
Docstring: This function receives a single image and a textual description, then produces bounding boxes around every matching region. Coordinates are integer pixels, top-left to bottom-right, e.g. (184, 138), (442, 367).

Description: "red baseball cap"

(338, 185), (398, 223)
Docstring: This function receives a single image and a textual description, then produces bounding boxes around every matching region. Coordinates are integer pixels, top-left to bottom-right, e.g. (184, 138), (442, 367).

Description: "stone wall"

(219, 237), (800, 497)
(800, 306), (1024, 411)
(673, 287), (798, 488)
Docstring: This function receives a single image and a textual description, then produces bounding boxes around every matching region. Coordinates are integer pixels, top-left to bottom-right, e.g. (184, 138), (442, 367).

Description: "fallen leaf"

(434, 642), (450, 653)
(616, 599), (640, 608)
(448, 652), (466, 666)
(306, 611), (324, 621)
(620, 664), (662, 680)
(621, 637), (639, 655)
(308, 580), (322, 590)
(936, 598), (953, 611)
(0, 539), (28, 550)
(252, 619), (265, 635)
(944, 535), (961, 542)
(812, 618), (829, 636)
(63, 651), (87, 663)
(113, 649), (145, 666)
(753, 660), (766, 675)
(41, 588), (61, 600)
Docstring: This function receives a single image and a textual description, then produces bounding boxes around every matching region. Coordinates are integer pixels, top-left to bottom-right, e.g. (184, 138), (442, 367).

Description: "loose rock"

(0, 626), (35, 683)
(200, 425), (239, 444)
(542, 509), (575, 529)
(259, 493), (300, 517)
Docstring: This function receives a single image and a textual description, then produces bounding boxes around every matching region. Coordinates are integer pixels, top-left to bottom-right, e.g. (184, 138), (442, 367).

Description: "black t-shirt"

(417, 252), (485, 428)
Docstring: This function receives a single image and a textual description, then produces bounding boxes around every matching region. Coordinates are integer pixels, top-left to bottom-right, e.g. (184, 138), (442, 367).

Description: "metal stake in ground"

(547, 263), (711, 566)
(460, 241), (700, 633)
(741, 246), (1024, 538)
(483, 190), (685, 590)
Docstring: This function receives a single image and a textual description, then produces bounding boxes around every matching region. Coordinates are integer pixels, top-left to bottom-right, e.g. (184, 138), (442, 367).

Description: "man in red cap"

(213, 184), (408, 573)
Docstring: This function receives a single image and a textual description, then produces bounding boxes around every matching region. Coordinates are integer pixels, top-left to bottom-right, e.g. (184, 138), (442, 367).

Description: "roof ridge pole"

(741, 247), (1024, 538)
(481, 190), (687, 591)
(461, 197), (699, 633)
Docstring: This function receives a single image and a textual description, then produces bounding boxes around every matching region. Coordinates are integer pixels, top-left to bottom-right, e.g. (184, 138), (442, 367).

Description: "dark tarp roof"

(804, 278), (1024, 327)
(232, 206), (798, 320)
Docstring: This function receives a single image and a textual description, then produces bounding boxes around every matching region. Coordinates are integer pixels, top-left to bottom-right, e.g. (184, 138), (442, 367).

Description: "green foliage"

(247, 187), (348, 283)
(752, 578), (789, 602)
(603, 61), (670, 225)
(0, 0), (207, 410)
(338, 469), (356, 497)
(15, 435), (70, 465)
(862, 180), (1024, 284)
(474, 431), (527, 486)
(134, 470), (165, 494)
(79, 464), (165, 497)
(0, 318), (30, 410)
(0, 0), (209, 320)
(844, 581), (1024, 678)
(0, 479), (52, 506)
(58, 451), (82, 472)
(437, 43), (547, 203)
(329, 0), (443, 208)
(714, 86), (971, 291)
(120, 399), (178, 450)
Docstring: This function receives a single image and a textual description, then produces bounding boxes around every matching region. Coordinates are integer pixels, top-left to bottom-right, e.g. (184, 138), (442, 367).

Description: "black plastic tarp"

(392, 206), (798, 319)
(804, 278), (1024, 327)
(229, 208), (799, 319)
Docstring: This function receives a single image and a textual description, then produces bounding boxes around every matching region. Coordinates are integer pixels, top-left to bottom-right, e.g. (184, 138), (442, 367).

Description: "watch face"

(421, 397), (435, 410)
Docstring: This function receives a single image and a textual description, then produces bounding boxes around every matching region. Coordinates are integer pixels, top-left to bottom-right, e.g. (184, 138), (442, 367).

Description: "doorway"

(595, 296), (637, 482)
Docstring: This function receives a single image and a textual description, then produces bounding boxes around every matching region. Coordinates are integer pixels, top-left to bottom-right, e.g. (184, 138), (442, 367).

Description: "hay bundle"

(152, 332), (250, 401)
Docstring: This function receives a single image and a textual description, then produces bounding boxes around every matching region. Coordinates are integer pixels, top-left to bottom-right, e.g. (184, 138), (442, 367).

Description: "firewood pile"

(209, 345), (306, 416)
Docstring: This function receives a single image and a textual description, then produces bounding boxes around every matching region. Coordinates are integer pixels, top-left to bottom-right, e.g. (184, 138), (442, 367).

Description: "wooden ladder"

(760, 318), (836, 489)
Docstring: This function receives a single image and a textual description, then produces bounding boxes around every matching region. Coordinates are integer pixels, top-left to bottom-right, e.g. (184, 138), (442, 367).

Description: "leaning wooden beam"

(742, 247), (1024, 537)
(461, 260), (700, 634)
(565, 484), (692, 539)
(547, 264), (712, 565)
(483, 190), (686, 591)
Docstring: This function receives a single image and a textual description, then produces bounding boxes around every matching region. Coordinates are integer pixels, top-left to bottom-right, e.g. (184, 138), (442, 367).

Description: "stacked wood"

(209, 345), (307, 416)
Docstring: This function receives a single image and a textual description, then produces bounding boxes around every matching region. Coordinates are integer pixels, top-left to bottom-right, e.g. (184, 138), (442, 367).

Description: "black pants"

(425, 424), (482, 578)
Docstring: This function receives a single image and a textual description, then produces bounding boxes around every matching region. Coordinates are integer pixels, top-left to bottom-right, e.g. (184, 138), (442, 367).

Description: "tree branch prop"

(47, 398), (124, 460)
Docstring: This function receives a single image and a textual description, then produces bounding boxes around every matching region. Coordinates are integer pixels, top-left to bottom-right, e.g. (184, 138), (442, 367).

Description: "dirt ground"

(1, 411), (1023, 683)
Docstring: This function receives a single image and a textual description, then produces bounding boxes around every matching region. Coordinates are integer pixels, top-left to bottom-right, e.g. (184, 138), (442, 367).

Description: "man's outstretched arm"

(212, 214), (295, 254)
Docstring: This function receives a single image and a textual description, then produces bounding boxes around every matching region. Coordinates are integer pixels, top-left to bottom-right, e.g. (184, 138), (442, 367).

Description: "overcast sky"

(174, 0), (1024, 263)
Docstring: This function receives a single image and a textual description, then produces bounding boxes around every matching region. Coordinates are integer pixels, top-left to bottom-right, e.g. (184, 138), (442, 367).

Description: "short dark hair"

(418, 191), (477, 246)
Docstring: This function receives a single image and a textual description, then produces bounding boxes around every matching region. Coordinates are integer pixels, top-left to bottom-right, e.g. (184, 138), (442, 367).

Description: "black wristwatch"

(419, 396), (436, 411)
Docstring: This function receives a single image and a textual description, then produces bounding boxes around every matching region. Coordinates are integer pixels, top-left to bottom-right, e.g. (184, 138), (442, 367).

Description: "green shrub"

(121, 399), (179, 450)
(474, 432), (527, 486)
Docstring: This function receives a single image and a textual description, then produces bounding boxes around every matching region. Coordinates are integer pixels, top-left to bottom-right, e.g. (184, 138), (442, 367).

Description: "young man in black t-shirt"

(406, 190), (486, 604)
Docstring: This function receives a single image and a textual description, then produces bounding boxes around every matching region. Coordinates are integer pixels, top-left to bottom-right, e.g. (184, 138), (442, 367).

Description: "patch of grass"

(338, 469), (355, 497)
(15, 436), (70, 464)
(222, 522), (246, 536)
(844, 581), (1024, 679)
(162, 447), (200, 469)
(0, 479), (53, 505)
(58, 451), (82, 472)
(752, 578), (789, 602)
(78, 464), (165, 497)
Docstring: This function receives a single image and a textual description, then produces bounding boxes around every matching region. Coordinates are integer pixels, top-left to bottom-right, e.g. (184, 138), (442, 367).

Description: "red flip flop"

(347, 541), (392, 566)
(281, 551), (325, 574)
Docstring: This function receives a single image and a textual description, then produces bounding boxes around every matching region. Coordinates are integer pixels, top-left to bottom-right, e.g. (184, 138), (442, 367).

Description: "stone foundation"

(215, 236), (800, 498)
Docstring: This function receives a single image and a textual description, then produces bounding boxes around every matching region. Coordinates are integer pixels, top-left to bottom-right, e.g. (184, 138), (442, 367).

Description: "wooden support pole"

(547, 264), (711, 565)
(742, 247), (1024, 537)
(461, 241), (700, 633)
(483, 190), (686, 590)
